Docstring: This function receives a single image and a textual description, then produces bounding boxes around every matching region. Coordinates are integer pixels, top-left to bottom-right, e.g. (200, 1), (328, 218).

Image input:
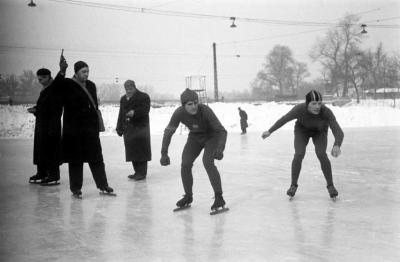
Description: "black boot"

(211, 193), (226, 210)
(286, 184), (298, 197)
(176, 194), (193, 208)
(100, 185), (114, 194)
(40, 177), (60, 186)
(72, 189), (82, 198)
(29, 174), (45, 184)
(327, 185), (338, 198)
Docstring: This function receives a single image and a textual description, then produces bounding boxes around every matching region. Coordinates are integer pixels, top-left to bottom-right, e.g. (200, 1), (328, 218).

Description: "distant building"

(365, 88), (400, 99)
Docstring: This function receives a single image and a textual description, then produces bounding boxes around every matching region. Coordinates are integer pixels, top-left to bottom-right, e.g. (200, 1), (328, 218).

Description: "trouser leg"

(68, 162), (83, 192)
(312, 132), (333, 186)
(291, 130), (310, 186)
(203, 137), (223, 194)
(181, 138), (203, 195)
(88, 161), (109, 189)
(132, 161), (148, 177)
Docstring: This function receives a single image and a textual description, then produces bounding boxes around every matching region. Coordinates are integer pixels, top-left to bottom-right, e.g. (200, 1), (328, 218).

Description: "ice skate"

(99, 186), (116, 196)
(72, 190), (82, 199)
(327, 185), (338, 201)
(127, 173), (137, 180)
(40, 177), (60, 186)
(210, 193), (229, 215)
(173, 194), (193, 212)
(29, 174), (45, 184)
(286, 184), (298, 200)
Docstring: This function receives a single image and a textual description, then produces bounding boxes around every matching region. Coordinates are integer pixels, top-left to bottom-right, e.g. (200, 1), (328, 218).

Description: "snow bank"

(1, 100), (399, 138)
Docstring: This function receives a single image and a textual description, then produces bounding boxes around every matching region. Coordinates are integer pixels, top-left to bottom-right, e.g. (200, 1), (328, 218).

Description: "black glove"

(117, 130), (123, 137)
(160, 155), (170, 166)
(213, 149), (224, 160)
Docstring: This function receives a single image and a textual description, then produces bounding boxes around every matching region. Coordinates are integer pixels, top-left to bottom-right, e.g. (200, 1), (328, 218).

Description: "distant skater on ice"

(261, 90), (344, 200)
(116, 80), (151, 181)
(238, 107), (248, 134)
(160, 88), (229, 214)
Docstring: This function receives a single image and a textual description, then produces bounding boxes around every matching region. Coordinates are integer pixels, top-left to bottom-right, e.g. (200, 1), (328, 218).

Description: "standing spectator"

(55, 56), (114, 198)
(116, 80), (151, 181)
(238, 107), (248, 134)
(28, 68), (62, 185)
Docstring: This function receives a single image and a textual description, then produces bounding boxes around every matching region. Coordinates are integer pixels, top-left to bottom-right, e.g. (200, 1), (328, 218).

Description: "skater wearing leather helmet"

(261, 90), (344, 200)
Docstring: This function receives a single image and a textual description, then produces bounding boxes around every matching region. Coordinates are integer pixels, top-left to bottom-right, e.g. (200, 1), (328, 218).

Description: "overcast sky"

(0, 0), (399, 97)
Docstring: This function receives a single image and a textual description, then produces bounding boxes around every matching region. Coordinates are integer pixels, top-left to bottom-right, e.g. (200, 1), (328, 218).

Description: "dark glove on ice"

(213, 149), (224, 160)
(160, 155), (170, 166)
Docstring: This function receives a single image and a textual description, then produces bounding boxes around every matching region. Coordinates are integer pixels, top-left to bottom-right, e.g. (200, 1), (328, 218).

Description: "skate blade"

(210, 207), (229, 215)
(99, 192), (117, 196)
(40, 182), (60, 186)
(29, 180), (43, 184)
(331, 196), (337, 202)
(72, 194), (82, 199)
(173, 205), (191, 212)
(289, 196), (294, 201)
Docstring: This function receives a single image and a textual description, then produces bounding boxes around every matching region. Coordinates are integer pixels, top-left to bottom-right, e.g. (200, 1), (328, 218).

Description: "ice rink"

(0, 127), (399, 261)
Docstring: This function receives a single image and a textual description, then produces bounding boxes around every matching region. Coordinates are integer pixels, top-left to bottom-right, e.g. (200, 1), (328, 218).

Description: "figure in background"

(238, 107), (248, 134)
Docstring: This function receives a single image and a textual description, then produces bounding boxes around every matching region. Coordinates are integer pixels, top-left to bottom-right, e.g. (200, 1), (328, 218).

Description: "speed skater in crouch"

(261, 90), (344, 200)
(160, 89), (229, 214)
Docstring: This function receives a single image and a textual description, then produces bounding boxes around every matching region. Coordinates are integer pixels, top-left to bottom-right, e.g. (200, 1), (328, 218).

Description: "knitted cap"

(180, 88), (198, 105)
(74, 61), (89, 73)
(305, 90), (322, 105)
(36, 68), (51, 76)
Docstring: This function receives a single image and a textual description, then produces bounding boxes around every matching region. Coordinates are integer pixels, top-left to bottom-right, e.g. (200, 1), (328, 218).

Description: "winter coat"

(33, 75), (63, 165)
(55, 74), (104, 163)
(239, 109), (248, 129)
(116, 90), (151, 162)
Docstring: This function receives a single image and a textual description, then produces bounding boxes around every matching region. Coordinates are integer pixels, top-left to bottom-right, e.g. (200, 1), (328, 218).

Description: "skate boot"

(210, 193), (229, 215)
(127, 173), (137, 180)
(72, 190), (82, 199)
(29, 174), (45, 184)
(99, 185), (116, 196)
(286, 184), (298, 199)
(173, 194), (193, 212)
(327, 185), (338, 201)
(40, 177), (60, 186)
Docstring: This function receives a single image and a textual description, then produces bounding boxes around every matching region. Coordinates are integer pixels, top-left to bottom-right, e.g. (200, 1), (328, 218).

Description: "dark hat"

(305, 90), (322, 105)
(124, 79), (136, 88)
(180, 88), (198, 105)
(36, 68), (51, 76)
(74, 61), (89, 73)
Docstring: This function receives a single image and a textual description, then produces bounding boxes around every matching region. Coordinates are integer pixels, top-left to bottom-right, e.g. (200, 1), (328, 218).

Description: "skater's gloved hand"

(261, 130), (271, 139)
(116, 130), (123, 137)
(59, 55), (68, 74)
(213, 149), (224, 160)
(331, 145), (341, 158)
(160, 154), (170, 166)
(126, 110), (135, 118)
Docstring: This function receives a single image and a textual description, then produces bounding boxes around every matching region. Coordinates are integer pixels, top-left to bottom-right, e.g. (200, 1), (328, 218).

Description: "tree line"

(251, 14), (400, 102)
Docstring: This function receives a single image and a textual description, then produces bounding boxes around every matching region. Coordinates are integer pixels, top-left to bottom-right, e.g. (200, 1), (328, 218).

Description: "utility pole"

(213, 42), (219, 102)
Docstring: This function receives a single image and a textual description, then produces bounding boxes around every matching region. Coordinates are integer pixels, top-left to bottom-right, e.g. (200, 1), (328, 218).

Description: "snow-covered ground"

(1, 99), (399, 138)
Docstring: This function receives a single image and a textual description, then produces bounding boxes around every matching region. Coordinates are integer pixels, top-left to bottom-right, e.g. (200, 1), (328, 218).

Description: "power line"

(47, 0), (400, 29)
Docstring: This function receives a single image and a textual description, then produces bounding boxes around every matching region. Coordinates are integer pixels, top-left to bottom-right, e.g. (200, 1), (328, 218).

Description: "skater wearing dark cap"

(116, 80), (151, 181)
(261, 90), (344, 199)
(160, 88), (228, 213)
(54, 55), (114, 198)
(28, 68), (63, 185)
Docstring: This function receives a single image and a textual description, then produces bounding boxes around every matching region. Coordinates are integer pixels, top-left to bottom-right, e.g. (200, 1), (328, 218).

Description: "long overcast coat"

(33, 75), (63, 165)
(55, 75), (104, 163)
(116, 90), (151, 162)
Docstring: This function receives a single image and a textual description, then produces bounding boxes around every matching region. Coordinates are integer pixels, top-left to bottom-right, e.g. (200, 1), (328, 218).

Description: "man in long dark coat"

(238, 107), (248, 134)
(116, 80), (151, 181)
(55, 57), (114, 198)
(28, 68), (62, 185)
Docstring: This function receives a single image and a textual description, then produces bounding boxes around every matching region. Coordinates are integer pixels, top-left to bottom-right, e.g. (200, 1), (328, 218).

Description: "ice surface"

(0, 128), (399, 261)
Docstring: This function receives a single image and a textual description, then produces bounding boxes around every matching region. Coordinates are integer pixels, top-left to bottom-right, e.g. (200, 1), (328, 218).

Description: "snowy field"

(0, 99), (400, 138)
(0, 128), (399, 261)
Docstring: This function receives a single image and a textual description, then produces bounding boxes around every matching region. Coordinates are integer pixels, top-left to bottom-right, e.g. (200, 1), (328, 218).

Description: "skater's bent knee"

(293, 153), (305, 160)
